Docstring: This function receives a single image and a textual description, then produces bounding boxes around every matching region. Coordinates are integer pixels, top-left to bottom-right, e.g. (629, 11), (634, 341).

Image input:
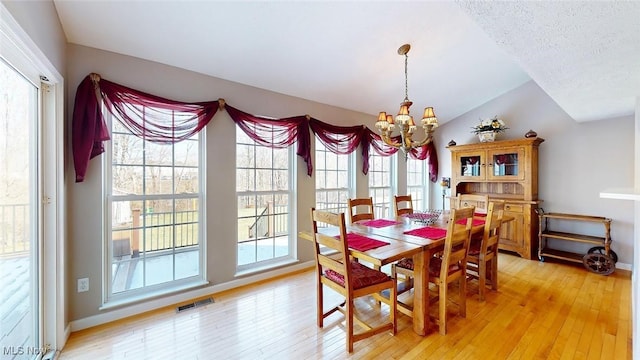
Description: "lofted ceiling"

(52, 1), (639, 125)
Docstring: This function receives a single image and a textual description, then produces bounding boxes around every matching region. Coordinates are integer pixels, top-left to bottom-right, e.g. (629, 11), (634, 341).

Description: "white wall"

(433, 80), (635, 266)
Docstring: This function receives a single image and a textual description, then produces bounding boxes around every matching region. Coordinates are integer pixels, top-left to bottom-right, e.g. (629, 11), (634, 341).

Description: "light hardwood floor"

(59, 254), (632, 359)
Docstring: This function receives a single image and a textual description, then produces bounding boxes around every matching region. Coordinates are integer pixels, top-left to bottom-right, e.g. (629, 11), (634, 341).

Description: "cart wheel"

(582, 253), (615, 275)
(538, 256), (545, 262)
(587, 246), (618, 263)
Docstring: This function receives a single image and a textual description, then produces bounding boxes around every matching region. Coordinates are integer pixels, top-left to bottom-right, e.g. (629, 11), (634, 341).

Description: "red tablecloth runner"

(455, 218), (486, 226)
(359, 219), (400, 228)
(336, 233), (389, 251)
(404, 226), (447, 239)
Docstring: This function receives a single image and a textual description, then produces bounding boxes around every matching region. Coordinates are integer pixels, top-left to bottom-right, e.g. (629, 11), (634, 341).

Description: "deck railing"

(112, 209), (199, 258)
(0, 204), (29, 255)
(243, 203), (288, 242)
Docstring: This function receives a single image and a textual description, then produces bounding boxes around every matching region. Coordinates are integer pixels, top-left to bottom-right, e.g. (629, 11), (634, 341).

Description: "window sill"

(235, 258), (300, 278)
(100, 279), (209, 311)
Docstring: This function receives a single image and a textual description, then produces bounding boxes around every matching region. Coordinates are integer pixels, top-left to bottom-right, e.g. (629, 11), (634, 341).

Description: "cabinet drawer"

(504, 204), (524, 213)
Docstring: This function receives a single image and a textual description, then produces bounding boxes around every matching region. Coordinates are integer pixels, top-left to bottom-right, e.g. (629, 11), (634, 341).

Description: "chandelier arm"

(410, 126), (436, 148)
(380, 132), (402, 149)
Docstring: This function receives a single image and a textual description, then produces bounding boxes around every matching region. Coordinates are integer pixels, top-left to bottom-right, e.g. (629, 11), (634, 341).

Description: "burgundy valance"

(98, 78), (219, 143)
(71, 74), (219, 182)
(72, 73), (438, 183)
(226, 105), (312, 176)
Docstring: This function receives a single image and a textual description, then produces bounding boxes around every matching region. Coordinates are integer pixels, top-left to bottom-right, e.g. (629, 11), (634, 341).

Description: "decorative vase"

(478, 131), (496, 142)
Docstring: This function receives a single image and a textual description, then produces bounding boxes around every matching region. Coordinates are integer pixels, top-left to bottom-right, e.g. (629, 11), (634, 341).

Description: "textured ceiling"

(458, 0), (640, 122)
(52, 1), (638, 124)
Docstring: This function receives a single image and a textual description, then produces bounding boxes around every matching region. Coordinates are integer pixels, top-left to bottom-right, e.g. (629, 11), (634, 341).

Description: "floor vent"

(176, 297), (214, 313)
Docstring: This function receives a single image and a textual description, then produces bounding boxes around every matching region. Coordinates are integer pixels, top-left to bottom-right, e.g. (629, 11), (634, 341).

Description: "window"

(407, 158), (429, 211)
(106, 110), (204, 302)
(368, 152), (394, 218)
(314, 139), (352, 213)
(236, 125), (294, 270)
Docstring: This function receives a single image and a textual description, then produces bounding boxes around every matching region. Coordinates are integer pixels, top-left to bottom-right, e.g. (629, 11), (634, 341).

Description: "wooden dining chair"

(393, 195), (414, 217)
(456, 193), (490, 215)
(392, 194), (415, 290)
(466, 201), (504, 301)
(347, 197), (374, 223)
(429, 206), (475, 335)
(310, 208), (397, 352)
(456, 193), (490, 245)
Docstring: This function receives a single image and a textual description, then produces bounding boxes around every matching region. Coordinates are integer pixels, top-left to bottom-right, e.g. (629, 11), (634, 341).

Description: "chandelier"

(375, 44), (438, 159)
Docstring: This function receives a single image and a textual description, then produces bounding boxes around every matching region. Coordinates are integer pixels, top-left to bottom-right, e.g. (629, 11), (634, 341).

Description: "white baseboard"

(617, 262), (632, 271)
(70, 261), (314, 332)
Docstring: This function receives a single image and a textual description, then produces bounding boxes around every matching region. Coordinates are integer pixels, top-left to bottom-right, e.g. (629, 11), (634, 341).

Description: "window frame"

(407, 157), (430, 211)
(102, 108), (206, 305)
(314, 138), (354, 214)
(368, 151), (397, 218)
(235, 125), (296, 272)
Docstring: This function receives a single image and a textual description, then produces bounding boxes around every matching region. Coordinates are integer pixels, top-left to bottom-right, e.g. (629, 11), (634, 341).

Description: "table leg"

(412, 249), (430, 335)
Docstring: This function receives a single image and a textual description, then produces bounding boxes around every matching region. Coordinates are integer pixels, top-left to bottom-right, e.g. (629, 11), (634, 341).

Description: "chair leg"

(317, 279), (324, 327)
(478, 257), (487, 302)
(459, 274), (467, 318)
(346, 297), (354, 353)
(390, 278), (397, 335)
(439, 281), (447, 335)
(491, 255), (498, 290)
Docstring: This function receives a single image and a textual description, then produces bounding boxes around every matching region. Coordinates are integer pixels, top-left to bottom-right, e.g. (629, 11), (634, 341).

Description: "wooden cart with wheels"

(536, 209), (616, 275)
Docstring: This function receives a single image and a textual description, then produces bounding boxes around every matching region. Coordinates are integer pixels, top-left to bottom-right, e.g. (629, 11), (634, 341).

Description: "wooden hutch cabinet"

(448, 138), (544, 259)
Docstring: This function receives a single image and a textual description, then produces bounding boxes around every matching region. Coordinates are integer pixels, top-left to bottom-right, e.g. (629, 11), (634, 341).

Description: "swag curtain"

(72, 73), (438, 183)
(225, 105), (312, 176)
(72, 73), (219, 182)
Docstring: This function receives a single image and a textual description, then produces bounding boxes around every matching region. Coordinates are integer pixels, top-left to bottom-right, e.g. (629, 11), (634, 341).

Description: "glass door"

(0, 59), (42, 359)
(455, 151), (485, 180)
(487, 147), (525, 181)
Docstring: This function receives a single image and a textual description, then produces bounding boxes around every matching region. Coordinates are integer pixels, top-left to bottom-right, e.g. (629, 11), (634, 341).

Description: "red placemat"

(359, 219), (400, 228)
(455, 218), (486, 226)
(336, 233), (389, 251)
(404, 226), (447, 239)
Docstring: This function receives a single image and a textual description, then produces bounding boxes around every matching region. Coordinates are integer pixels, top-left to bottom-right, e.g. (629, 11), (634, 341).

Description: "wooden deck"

(59, 253), (632, 359)
(0, 254), (32, 355)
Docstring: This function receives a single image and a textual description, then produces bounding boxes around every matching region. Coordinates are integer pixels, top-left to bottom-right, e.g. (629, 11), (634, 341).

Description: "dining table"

(300, 212), (501, 336)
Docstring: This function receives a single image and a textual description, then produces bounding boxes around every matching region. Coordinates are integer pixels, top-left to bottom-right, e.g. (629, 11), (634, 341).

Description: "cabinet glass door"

(460, 155), (482, 178)
(488, 148), (524, 180)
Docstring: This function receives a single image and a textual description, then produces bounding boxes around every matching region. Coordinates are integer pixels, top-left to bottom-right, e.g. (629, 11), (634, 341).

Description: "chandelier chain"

(404, 53), (409, 102)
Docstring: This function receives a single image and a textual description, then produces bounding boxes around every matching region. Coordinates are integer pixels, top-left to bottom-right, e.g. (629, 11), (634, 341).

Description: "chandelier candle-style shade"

(375, 44), (438, 159)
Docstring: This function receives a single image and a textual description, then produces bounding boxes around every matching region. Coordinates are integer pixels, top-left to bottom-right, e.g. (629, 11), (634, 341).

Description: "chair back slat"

(482, 201), (504, 252)
(393, 195), (414, 217)
(440, 207), (475, 277)
(348, 197), (375, 223)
